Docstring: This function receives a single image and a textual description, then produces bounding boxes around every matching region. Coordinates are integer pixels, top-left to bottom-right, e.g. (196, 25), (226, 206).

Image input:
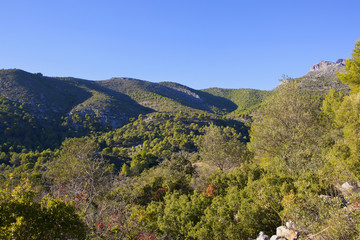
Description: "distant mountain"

(97, 78), (237, 114)
(308, 59), (346, 76)
(0, 60), (350, 129)
(0, 69), (256, 125)
(0, 69), (151, 128)
(0, 60), (352, 151)
(279, 59), (350, 93)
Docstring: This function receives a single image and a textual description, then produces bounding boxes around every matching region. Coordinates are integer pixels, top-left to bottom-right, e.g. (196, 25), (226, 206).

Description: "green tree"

(337, 40), (360, 93)
(249, 82), (325, 175)
(120, 163), (130, 176)
(150, 191), (211, 239)
(200, 124), (246, 170)
(321, 92), (360, 183)
(129, 150), (157, 175)
(46, 137), (113, 231)
(0, 180), (87, 239)
(321, 88), (344, 124)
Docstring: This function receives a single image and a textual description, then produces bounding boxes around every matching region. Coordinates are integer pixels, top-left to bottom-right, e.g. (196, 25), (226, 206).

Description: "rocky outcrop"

(276, 59), (349, 93)
(275, 224), (298, 240)
(306, 59), (346, 77)
(250, 222), (298, 240)
(310, 59), (345, 71)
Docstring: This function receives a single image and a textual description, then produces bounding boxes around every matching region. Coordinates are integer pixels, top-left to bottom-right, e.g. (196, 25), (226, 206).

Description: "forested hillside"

(1, 41), (360, 239)
(201, 88), (271, 116)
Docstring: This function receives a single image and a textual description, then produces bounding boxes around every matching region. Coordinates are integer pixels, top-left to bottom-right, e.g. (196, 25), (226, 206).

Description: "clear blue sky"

(1, 0), (359, 90)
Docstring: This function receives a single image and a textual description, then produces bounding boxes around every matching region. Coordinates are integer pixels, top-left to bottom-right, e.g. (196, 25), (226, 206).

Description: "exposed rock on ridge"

(306, 59), (346, 77)
(277, 59), (350, 93)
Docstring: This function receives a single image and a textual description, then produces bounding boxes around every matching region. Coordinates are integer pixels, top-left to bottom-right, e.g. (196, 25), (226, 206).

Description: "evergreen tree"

(338, 40), (360, 93)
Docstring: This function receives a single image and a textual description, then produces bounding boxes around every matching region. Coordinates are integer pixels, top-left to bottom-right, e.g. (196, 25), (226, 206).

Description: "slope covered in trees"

(1, 41), (360, 239)
(0, 61), (347, 155)
(201, 88), (271, 116)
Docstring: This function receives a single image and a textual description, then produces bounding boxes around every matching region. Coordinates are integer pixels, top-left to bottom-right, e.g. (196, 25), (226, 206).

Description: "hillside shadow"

(1, 70), (93, 114)
(81, 80), (154, 115)
(196, 91), (238, 113)
(133, 82), (239, 113)
(2, 70), (154, 118)
(2, 70), (241, 116)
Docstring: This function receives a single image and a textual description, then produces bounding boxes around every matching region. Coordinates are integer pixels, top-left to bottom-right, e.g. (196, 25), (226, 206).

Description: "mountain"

(0, 69), (151, 127)
(279, 59), (350, 93)
(97, 78), (237, 114)
(308, 59), (346, 76)
(0, 59), (349, 118)
(0, 69), (254, 126)
(0, 59), (350, 146)
(1, 57), (357, 240)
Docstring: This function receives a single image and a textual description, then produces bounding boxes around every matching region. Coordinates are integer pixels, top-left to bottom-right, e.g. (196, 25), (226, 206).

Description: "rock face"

(310, 59), (345, 71)
(307, 59), (346, 77)
(277, 59), (349, 93)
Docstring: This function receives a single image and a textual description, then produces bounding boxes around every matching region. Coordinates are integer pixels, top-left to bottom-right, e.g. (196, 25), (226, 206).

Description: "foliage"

(338, 40), (360, 93)
(321, 92), (360, 184)
(3, 40), (360, 239)
(0, 180), (87, 239)
(100, 112), (247, 173)
(201, 88), (271, 116)
(0, 97), (61, 152)
(282, 192), (360, 239)
(199, 124), (248, 170)
(46, 137), (114, 235)
(249, 82), (325, 175)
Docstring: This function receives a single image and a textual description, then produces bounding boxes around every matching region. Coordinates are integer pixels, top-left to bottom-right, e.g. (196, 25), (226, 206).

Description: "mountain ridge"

(0, 59), (349, 128)
(277, 59), (349, 93)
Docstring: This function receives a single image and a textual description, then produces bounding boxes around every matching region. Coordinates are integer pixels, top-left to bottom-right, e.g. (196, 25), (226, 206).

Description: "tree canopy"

(338, 40), (360, 93)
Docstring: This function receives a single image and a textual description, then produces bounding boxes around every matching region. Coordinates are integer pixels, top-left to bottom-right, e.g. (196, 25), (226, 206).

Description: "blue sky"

(1, 0), (359, 90)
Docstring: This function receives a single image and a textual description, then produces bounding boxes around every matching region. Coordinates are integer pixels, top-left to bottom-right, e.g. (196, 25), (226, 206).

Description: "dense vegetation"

(1, 40), (360, 239)
(201, 88), (271, 116)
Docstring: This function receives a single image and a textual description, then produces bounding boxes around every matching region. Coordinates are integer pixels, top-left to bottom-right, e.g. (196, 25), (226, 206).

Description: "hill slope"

(0, 59), (350, 148)
(0, 59), (349, 123)
(0, 69), (152, 127)
(201, 88), (271, 116)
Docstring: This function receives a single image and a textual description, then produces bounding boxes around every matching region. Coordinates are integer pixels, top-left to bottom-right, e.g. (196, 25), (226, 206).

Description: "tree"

(321, 92), (360, 183)
(321, 88), (344, 126)
(320, 40), (360, 182)
(149, 191), (211, 239)
(337, 40), (360, 93)
(46, 137), (113, 231)
(129, 150), (157, 175)
(0, 180), (87, 239)
(199, 124), (246, 171)
(249, 82), (325, 175)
